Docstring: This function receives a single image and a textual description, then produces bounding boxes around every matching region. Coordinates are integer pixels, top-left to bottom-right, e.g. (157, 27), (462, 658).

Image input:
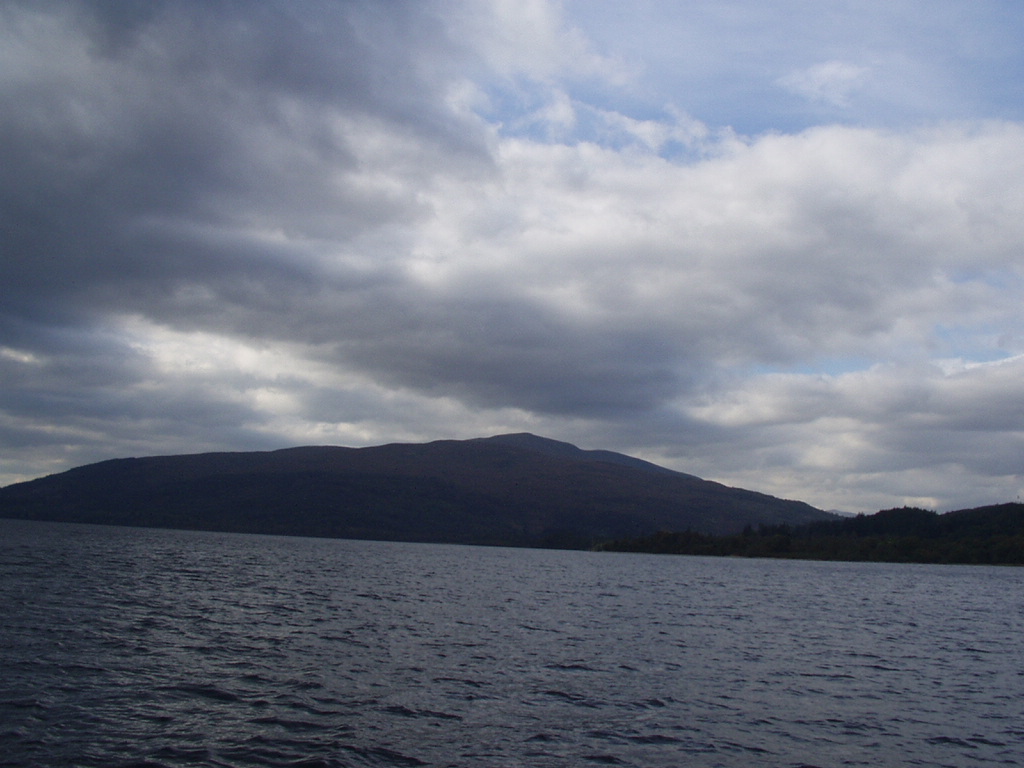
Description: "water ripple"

(2, 519), (1023, 768)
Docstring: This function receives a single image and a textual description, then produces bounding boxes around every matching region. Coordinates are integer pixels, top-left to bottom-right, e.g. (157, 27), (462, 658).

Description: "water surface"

(1, 519), (1021, 767)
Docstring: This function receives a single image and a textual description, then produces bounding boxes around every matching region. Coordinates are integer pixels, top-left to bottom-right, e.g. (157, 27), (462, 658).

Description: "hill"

(0, 433), (831, 547)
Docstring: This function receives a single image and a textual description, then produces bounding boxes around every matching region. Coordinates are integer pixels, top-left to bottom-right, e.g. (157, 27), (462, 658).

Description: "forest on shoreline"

(595, 503), (1024, 565)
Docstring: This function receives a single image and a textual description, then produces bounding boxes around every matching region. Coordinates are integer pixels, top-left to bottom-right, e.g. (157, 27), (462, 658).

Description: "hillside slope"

(0, 433), (831, 546)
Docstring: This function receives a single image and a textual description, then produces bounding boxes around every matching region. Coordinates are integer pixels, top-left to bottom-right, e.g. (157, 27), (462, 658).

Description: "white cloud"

(683, 356), (1024, 511)
(778, 60), (870, 107)
(446, 0), (624, 84)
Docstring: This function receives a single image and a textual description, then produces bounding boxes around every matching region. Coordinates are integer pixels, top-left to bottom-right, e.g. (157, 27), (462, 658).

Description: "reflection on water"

(1, 518), (1022, 767)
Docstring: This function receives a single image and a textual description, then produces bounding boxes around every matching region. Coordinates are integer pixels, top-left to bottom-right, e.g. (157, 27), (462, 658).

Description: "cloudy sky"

(3, 0), (1024, 512)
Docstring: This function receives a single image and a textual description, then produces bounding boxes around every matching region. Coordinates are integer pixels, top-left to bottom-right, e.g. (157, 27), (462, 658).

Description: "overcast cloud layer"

(3, 0), (1024, 512)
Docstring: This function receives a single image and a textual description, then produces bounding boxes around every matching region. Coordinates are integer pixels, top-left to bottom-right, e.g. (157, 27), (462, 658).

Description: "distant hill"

(0, 433), (831, 547)
(598, 504), (1024, 565)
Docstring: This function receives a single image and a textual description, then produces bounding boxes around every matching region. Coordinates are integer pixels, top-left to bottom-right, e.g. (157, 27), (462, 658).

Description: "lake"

(1, 519), (1021, 767)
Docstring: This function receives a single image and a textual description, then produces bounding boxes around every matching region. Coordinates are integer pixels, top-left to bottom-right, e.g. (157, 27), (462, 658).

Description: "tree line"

(595, 503), (1024, 565)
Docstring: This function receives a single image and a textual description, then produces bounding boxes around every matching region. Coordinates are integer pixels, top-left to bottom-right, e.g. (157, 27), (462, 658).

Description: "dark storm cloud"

(331, 296), (685, 416)
(0, 0), (487, 472)
(0, 0), (497, 432)
(0, 0), (483, 326)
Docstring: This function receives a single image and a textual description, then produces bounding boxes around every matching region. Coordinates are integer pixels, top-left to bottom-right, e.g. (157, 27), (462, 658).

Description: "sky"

(3, 0), (1024, 513)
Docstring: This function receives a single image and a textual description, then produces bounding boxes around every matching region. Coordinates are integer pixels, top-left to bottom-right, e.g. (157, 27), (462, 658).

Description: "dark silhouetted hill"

(0, 433), (831, 547)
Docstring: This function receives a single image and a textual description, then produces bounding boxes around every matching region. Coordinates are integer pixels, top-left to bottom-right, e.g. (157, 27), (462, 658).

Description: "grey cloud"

(3, 1), (1024, 513)
(680, 357), (1024, 510)
(0, 0), (485, 317)
(332, 298), (686, 416)
(1, 1), (495, 474)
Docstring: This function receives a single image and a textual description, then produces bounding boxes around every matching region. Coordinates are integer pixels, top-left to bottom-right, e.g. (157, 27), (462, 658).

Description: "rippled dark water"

(1, 519), (1022, 767)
